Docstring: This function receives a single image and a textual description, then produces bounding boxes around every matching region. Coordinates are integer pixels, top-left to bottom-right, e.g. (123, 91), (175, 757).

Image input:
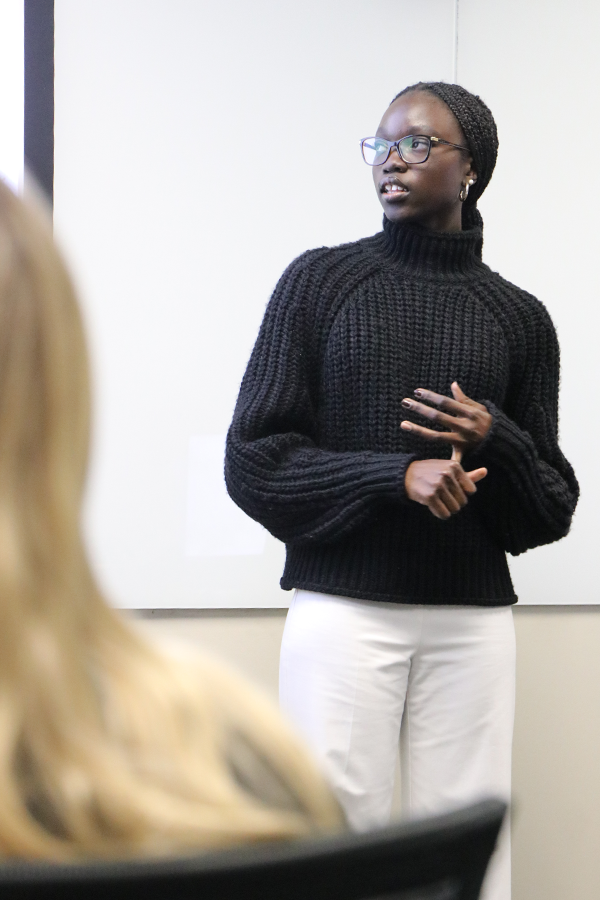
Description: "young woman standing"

(226, 82), (579, 899)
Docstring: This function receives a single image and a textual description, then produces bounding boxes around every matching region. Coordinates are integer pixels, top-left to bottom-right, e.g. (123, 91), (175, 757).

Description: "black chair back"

(0, 798), (506, 900)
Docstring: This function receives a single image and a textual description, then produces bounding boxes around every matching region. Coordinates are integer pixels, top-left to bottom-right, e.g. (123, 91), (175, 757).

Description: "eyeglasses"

(360, 134), (470, 166)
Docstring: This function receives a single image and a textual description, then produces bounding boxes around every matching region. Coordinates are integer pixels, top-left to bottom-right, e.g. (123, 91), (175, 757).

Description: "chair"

(0, 798), (506, 900)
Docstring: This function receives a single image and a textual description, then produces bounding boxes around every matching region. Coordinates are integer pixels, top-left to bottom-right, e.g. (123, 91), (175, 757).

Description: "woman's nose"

(384, 145), (407, 170)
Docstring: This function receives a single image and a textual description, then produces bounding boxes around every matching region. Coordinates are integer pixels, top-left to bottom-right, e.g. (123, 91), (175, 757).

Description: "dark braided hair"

(391, 82), (498, 231)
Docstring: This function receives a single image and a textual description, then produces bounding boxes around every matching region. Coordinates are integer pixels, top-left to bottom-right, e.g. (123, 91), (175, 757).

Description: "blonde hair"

(0, 180), (341, 860)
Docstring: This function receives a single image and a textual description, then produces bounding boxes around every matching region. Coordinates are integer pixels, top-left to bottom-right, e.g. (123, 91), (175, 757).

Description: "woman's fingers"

(466, 466), (487, 483)
(430, 496), (453, 519)
(451, 445), (463, 464)
(451, 381), (469, 403)
(404, 458), (482, 520)
(400, 421), (463, 444)
(412, 388), (472, 415)
(456, 467), (479, 495)
(402, 397), (474, 426)
(438, 488), (462, 515)
(442, 468), (469, 508)
(401, 384), (492, 450)
(430, 467), (487, 520)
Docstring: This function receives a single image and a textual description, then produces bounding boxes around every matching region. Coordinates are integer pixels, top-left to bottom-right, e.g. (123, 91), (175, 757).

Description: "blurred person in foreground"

(0, 180), (342, 860)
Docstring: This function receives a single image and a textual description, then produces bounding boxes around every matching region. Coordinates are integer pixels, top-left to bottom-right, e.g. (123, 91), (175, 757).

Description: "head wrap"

(392, 82), (499, 230)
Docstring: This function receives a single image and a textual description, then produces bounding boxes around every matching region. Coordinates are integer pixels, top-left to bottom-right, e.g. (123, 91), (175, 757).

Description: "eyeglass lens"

(361, 135), (431, 166)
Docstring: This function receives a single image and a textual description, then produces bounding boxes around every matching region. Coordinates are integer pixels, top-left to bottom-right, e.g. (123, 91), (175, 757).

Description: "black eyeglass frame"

(359, 134), (470, 166)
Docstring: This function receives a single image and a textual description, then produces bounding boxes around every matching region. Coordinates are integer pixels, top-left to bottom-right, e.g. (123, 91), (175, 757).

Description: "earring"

(459, 178), (475, 202)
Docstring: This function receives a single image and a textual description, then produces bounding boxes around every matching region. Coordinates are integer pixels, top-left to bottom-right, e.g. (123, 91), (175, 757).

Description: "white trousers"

(279, 590), (515, 900)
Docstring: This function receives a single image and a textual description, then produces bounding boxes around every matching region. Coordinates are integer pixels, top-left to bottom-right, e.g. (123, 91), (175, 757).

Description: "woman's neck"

(379, 216), (484, 276)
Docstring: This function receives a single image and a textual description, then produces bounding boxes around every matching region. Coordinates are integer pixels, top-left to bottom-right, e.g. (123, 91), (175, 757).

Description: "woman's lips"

(382, 186), (408, 201)
(380, 179), (409, 201)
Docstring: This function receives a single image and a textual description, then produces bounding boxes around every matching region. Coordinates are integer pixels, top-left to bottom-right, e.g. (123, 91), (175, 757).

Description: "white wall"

(54, 0), (596, 608)
(0, 0), (23, 189)
(457, 0), (600, 603)
(54, 0), (456, 609)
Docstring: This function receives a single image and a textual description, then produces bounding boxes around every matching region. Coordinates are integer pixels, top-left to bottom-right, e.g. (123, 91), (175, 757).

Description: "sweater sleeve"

(469, 297), (579, 556)
(225, 253), (414, 546)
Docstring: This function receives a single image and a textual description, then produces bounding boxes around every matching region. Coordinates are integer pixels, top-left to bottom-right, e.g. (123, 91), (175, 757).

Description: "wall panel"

(54, 0), (456, 608)
(458, 0), (599, 603)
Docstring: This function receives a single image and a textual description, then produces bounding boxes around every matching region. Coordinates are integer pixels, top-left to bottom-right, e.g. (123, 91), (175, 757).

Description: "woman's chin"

(382, 205), (419, 225)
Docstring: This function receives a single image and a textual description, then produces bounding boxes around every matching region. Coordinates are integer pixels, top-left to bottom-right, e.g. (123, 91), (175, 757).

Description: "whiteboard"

(53, 0), (457, 609)
(458, 0), (599, 605)
(53, 0), (592, 608)
(0, 0), (23, 189)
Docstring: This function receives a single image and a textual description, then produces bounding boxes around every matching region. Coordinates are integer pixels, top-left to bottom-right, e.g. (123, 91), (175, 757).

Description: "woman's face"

(372, 91), (476, 232)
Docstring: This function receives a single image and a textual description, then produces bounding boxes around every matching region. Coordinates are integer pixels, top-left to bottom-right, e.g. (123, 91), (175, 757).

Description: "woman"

(0, 180), (341, 859)
(225, 82), (579, 899)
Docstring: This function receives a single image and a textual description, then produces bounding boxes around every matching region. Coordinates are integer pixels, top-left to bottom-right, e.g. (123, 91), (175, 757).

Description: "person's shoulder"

(266, 236), (380, 328)
(482, 269), (557, 334)
(279, 233), (379, 281)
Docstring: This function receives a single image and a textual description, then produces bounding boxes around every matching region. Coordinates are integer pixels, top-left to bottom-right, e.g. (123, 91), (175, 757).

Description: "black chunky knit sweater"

(225, 219), (579, 605)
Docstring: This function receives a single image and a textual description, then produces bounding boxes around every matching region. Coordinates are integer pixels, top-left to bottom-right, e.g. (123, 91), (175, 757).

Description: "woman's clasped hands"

(401, 381), (492, 520)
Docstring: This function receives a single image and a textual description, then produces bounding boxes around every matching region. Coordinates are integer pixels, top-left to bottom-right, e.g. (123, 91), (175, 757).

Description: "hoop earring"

(459, 178), (475, 202)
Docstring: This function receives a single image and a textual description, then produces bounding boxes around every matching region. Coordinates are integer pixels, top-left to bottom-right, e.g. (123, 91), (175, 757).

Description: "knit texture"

(225, 220), (579, 606)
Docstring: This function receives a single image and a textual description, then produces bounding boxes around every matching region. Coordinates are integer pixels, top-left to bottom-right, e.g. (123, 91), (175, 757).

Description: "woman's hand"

(404, 457), (487, 520)
(400, 382), (492, 456)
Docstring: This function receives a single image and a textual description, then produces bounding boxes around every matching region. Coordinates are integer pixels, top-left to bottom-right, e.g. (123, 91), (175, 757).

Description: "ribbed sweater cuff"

(397, 453), (417, 503)
(472, 401), (535, 471)
(362, 453), (416, 506)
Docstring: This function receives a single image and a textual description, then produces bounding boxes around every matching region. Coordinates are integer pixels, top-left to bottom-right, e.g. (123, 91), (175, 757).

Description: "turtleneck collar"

(379, 216), (484, 278)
